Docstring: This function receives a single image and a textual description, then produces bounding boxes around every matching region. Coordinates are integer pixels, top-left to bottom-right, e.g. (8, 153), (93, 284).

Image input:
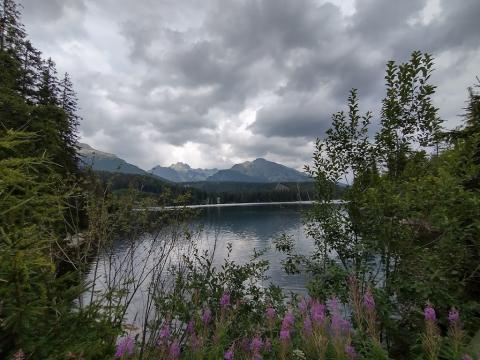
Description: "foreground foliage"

(279, 54), (480, 358)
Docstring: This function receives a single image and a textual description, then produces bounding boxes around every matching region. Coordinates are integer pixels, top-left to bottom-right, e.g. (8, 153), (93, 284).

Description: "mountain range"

(150, 163), (218, 182)
(78, 143), (147, 175)
(78, 143), (312, 183)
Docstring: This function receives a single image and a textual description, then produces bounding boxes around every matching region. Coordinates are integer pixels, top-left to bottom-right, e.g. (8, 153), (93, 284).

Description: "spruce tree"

(0, 0), (25, 54)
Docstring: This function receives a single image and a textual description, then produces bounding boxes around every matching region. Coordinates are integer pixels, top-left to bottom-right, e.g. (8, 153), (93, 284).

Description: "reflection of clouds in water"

(192, 204), (314, 293)
(86, 204), (314, 325)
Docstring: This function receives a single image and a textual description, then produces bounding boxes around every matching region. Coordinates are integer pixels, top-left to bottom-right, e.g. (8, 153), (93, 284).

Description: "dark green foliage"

(95, 170), (323, 205)
(0, 1), (83, 356)
(286, 52), (480, 358)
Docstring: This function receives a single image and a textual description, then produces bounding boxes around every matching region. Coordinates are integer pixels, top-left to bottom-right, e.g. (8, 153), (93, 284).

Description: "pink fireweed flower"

(202, 308), (212, 326)
(303, 316), (313, 336)
(327, 297), (340, 314)
(298, 297), (308, 314)
(220, 292), (231, 308)
(266, 306), (276, 321)
(250, 336), (263, 353)
(331, 312), (343, 333)
(224, 347), (234, 360)
(424, 306), (436, 322)
(345, 344), (357, 359)
(169, 340), (181, 359)
(115, 336), (134, 359)
(448, 308), (460, 325)
(462, 356), (473, 360)
(363, 289), (375, 311)
(281, 311), (295, 330)
(157, 325), (170, 346)
(311, 301), (326, 325)
(279, 329), (290, 343)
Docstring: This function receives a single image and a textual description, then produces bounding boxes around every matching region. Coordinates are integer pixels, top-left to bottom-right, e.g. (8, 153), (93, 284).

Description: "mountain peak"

(209, 158), (311, 183)
(253, 157), (268, 163)
(78, 142), (117, 159)
(77, 143), (147, 176)
(170, 162), (191, 171)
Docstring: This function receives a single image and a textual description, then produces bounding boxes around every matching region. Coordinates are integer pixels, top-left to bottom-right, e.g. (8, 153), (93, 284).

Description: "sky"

(21, 0), (480, 171)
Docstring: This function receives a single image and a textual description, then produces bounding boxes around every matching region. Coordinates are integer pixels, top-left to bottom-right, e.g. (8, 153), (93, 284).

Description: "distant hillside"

(93, 171), (208, 204)
(150, 162), (217, 182)
(78, 143), (148, 176)
(79, 144), (311, 184)
(207, 158), (311, 183)
(207, 169), (265, 182)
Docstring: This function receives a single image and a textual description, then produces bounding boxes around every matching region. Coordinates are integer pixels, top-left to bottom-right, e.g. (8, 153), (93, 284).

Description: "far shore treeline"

(1, 0), (479, 359)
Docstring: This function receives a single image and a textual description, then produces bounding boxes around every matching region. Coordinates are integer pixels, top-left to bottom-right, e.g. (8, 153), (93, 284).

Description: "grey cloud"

(351, 0), (425, 43)
(21, 0), (86, 22)
(251, 102), (335, 138)
(21, 0), (480, 170)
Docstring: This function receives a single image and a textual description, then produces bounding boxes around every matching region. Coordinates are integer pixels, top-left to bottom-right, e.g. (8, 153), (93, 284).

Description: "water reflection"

(192, 204), (314, 293)
(85, 204), (314, 327)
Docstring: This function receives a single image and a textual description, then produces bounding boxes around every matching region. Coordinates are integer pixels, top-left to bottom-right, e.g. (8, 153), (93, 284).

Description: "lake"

(85, 203), (314, 325)
(191, 203), (314, 293)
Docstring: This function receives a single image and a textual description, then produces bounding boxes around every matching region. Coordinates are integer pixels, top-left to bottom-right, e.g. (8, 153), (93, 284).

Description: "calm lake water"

(85, 203), (314, 325)
(191, 203), (314, 293)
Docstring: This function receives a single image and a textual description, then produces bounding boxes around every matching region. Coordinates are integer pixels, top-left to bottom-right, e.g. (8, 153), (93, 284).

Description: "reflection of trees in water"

(187, 205), (313, 294)
(196, 205), (308, 242)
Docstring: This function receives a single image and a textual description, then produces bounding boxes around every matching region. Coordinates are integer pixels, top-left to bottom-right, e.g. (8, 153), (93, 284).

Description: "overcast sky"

(21, 0), (480, 170)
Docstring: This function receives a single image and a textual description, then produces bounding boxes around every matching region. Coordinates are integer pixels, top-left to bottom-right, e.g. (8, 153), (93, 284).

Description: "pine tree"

(60, 72), (80, 128)
(19, 40), (42, 102)
(0, 0), (25, 54)
(37, 57), (60, 105)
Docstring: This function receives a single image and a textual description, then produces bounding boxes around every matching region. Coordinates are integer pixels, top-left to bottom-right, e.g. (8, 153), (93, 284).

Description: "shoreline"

(145, 200), (345, 210)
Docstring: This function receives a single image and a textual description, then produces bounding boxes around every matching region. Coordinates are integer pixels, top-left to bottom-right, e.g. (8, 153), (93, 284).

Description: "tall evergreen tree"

(19, 40), (42, 102)
(37, 57), (60, 106)
(60, 72), (80, 129)
(0, 0), (25, 54)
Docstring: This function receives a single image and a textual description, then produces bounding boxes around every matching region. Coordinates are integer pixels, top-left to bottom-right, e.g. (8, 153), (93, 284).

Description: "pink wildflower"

(281, 311), (295, 330)
(303, 316), (313, 335)
(265, 306), (276, 321)
(220, 292), (231, 308)
(157, 324), (170, 346)
(311, 301), (326, 325)
(363, 290), (375, 311)
(169, 340), (181, 359)
(424, 306), (436, 322)
(327, 297), (340, 314)
(250, 336), (263, 353)
(298, 297), (308, 314)
(224, 347), (234, 360)
(115, 336), (134, 359)
(202, 308), (212, 326)
(279, 329), (290, 343)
